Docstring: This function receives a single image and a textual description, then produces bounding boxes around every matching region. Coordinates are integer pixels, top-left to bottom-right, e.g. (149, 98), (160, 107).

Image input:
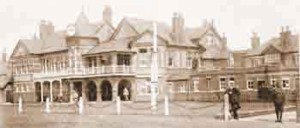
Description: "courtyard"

(0, 102), (299, 128)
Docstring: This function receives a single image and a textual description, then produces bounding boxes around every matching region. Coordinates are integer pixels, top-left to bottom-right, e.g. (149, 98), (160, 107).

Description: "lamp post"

(150, 22), (158, 110)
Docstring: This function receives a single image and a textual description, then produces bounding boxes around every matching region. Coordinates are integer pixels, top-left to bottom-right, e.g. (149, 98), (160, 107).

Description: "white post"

(18, 97), (23, 113)
(78, 97), (84, 114)
(45, 97), (50, 113)
(116, 96), (121, 115)
(50, 81), (53, 102)
(224, 93), (230, 121)
(151, 22), (158, 111)
(164, 94), (169, 116)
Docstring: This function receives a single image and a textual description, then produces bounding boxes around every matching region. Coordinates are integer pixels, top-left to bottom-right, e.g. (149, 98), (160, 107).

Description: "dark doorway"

(86, 81), (97, 101)
(101, 80), (112, 101)
(43, 81), (50, 102)
(35, 82), (41, 102)
(118, 79), (131, 101)
(73, 82), (82, 97)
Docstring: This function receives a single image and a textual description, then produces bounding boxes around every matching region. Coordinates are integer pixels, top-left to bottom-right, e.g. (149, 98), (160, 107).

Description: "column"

(69, 81), (74, 103)
(113, 81), (118, 101)
(112, 53), (117, 73)
(50, 81), (53, 102)
(296, 76), (300, 123)
(41, 82), (44, 103)
(131, 55), (137, 72)
(45, 58), (48, 74)
(59, 80), (63, 96)
(97, 83), (102, 102)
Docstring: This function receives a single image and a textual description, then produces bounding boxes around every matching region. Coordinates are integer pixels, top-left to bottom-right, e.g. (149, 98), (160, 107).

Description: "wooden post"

(224, 93), (230, 121)
(296, 76), (300, 123)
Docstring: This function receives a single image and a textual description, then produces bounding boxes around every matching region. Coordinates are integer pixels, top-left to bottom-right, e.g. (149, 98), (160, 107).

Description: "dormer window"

(206, 34), (215, 46)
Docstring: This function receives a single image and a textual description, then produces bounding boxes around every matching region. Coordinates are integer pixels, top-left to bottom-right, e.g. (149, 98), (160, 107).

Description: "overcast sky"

(0, 0), (299, 56)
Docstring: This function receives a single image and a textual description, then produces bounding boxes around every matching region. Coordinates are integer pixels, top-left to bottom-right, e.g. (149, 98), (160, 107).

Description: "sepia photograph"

(0, 0), (299, 128)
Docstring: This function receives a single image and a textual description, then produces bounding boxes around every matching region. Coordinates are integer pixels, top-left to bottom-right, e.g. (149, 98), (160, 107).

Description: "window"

(117, 54), (131, 65)
(193, 79), (199, 92)
(138, 49), (150, 67)
(270, 79), (277, 88)
(206, 35), (215, 46)
(282, 78), (290, 89)
(265, 54), (280, 64)
(168, 52), (174, 67)
(247, 80), (254, 90)
(186, 52), (192, 68)
(219, 78), (226, 90)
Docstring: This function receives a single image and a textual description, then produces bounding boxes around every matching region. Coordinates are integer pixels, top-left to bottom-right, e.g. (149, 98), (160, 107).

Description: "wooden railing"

(33, 65), (135, 79)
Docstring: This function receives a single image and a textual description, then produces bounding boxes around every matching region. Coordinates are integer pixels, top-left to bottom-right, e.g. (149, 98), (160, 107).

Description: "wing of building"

(9, 7), (233, 103)
(191, 28), (299, 102)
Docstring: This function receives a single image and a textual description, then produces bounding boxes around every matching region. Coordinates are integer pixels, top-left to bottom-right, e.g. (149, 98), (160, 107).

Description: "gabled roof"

(247, 34), (299, 56)
(84, 38), (134, 55)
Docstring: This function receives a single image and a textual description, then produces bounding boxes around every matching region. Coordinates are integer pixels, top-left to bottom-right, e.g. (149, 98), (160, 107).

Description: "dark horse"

(267, 85), (286, 123)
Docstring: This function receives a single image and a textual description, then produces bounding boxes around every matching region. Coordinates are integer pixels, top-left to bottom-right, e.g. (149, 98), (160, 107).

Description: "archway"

(86, 81), (97, 101)
(42, 81), (50, 102)
(34, 82), (41, 102)
(52, 80), (60, 102)
(73, 81), (82, 97)
(101, 80), (112, 101)
(118, 79), (132, 101)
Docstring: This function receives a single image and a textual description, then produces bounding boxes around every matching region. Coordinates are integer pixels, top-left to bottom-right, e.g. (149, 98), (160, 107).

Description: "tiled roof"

(0, 61), (7, 75)
(19, 31), (68, 54)
(247, 34), (299, 56)
(84, 39), (134, 55)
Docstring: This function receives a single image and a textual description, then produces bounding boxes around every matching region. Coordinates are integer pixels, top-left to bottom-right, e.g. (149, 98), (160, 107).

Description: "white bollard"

(164, 94), (169, 116)
(45, 97), (51, 113)
(224, 93), (230, 121)
(18, 97), (23, 113)
(116, 96), (121, 115)
(78, 97), (84, 114)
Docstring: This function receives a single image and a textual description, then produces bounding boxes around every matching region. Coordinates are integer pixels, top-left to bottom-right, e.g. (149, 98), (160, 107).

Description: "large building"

(9, 7), (230, 103)
(191, 28), (299, 102)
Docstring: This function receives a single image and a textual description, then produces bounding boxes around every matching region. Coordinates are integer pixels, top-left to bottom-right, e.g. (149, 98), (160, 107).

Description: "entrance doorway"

(35, 82), (41, 102)
(101, 80), (112, 101)
(86, 81), (97, 101)
(118, 79), (131, 101)
(73, 82), (82, 98)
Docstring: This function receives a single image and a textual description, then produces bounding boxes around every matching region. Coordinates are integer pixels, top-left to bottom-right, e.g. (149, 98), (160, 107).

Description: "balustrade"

(33, 65), (135, 79)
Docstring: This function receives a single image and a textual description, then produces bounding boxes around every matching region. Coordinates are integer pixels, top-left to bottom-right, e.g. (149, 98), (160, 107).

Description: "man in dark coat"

(270, 83), (286, 123)
(225, 84), (241, 120)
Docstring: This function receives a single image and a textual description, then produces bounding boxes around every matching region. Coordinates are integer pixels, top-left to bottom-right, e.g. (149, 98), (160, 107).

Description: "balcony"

(33, 65), (135, 79)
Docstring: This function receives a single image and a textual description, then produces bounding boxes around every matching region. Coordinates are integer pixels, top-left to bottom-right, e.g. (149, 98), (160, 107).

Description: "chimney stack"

(222, 33), (227, 48)
(280, 26), (291, 47)
(103, 6), (112, 25)
(172, 12), (184, 33)
(251, 32), (260, 49)
(39, 20), (54, 40)
(2, 48), (6, 62)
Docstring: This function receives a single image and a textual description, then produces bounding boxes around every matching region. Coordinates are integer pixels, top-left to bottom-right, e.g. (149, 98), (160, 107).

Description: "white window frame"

(282, 78), (290, 89)
(138, 48), (150, 67)
(219, 77), (227, 91)
(270, 78), (277, 88)
(247, 80), (254, 90)
(193, 79), (199, 92)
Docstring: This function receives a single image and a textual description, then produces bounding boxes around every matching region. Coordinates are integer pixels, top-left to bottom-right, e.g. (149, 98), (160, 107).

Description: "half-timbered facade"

(9, 7), (230, 103)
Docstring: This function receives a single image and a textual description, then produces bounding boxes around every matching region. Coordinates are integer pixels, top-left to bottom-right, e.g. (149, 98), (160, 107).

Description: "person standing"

(225, 84), (241, 120)
(270, 83), (286, 123)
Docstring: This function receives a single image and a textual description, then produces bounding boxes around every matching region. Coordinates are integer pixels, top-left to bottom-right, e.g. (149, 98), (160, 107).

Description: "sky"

(0, 0), (299, 56)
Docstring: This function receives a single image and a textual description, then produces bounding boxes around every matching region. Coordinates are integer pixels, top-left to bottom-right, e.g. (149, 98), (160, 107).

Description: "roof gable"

(111, 19), (138, 39)
(133, 31), (168, 46)
(261, 44), (282, 55)
(11, 41), (30, 57)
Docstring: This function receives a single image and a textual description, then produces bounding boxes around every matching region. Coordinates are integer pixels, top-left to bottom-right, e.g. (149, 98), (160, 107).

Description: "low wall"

(169, 89), (297, 102)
